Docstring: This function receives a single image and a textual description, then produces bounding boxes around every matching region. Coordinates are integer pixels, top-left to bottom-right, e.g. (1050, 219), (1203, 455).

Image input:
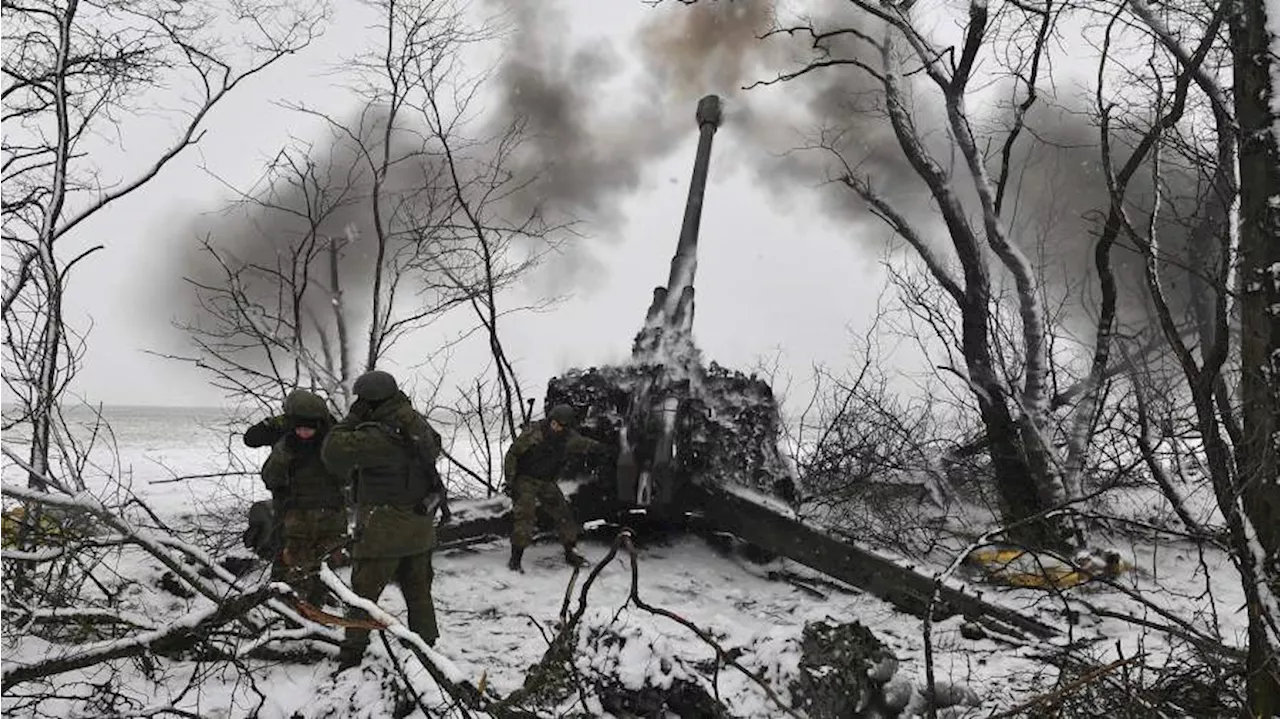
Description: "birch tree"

(733, 0), (1084, 548)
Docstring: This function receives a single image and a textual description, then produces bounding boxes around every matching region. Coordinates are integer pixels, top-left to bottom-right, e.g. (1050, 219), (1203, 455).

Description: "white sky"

(54, 0), (899, 411)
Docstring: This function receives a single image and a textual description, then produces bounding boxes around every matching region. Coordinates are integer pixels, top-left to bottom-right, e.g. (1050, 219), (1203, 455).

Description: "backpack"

(241, 500), (280, 560)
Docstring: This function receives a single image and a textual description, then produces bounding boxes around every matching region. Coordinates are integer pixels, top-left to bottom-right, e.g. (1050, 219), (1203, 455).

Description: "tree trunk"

(1232, 0), (1280, 712)
(960, 304), (1061, 549)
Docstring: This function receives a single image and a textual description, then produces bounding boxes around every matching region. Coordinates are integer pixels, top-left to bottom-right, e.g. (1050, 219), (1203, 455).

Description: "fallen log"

(688, 485), (1059, 639)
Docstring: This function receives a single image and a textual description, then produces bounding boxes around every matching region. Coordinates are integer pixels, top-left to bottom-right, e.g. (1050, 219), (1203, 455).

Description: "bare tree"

(2, 0), (325, 495)
(728, 1), (1097, 548)
(0, 2), (342, 706)
(174, 0), (569, 494)
(174, 130), (468, 413)
(1230, 4), (1280, 712)
(395, 8), (573, 441)
(1120, 0), (1280, 711)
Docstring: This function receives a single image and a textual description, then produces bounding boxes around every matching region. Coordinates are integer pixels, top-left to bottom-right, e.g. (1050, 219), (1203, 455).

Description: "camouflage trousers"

(340, 551), (438, 657)
(510, 475), (579, 549)
(279, 506), (348, 605)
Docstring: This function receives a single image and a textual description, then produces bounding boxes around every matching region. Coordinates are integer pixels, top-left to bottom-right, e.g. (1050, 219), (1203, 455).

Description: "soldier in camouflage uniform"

(321, 370), (449, 670)
(242, 389), (348, 605)
(504, 404), (613, 572)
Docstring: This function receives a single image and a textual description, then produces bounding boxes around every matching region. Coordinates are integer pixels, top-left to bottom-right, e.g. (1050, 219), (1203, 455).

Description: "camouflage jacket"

(321, 390), (443, 506)
(261, 433), (346, 510)
(245, 407), (344, 510)
(322, 391), (442, 558)
(504, 419), (609, 484)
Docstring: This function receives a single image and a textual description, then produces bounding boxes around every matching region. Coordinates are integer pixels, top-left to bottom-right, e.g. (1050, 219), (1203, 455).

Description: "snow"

(0, 406), (1261, 716)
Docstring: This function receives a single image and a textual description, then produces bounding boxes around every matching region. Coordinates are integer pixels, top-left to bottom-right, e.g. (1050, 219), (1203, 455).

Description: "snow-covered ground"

(1, 405), (1252, 717)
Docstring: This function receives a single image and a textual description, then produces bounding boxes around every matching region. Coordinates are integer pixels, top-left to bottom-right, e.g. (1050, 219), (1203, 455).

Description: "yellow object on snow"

(965, 546), (1130, 590)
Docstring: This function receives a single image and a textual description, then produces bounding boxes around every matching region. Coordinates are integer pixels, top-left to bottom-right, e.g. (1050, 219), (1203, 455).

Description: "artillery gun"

(440, 96), (1056, 641)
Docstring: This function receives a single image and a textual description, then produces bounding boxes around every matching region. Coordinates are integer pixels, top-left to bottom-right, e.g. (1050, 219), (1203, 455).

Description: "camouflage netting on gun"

(545, 360), (796, 501)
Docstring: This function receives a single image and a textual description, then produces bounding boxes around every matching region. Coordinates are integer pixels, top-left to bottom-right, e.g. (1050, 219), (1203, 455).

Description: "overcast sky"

(51, 0), (906, 413)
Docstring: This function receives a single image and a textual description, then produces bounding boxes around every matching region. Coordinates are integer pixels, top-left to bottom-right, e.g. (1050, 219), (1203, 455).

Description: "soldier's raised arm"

(566, 429), (610, 456)
(243, 416), (288, 448)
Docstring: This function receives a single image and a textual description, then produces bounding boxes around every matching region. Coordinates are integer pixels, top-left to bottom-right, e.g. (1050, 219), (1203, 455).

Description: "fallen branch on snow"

(2, 585), (281, 690)
(500, 532), (630, 712)
(317, 564), (537, 718)
(10, 605), (159, 632)
(986, 653), (1144, 718)
(620, 533), (803, 718)
(147, 470), (258, 485)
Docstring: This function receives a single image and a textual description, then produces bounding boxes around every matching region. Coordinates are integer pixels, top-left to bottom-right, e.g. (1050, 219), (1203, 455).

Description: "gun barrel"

(661, 94), (723, 321)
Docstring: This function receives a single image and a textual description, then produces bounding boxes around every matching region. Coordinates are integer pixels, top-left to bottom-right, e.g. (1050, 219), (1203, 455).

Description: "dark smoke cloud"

(163, 104), (436, 378)
(633, 1), (938, 235)
(153, 0), (1217, 382)
(636, 0), (777, 100)
(478, 0), (745, 289)
(486, 0), (691, 229)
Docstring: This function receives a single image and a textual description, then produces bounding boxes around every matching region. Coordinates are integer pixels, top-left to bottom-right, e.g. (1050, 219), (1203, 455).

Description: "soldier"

(242, 389), (348, 605)
(321, 370), (449, 670)
(504, 403), (614, 572)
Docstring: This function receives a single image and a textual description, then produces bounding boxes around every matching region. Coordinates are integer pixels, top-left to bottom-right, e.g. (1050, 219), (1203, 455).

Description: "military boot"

(563, 545), (586, 568)
(507, 546), (524, 572)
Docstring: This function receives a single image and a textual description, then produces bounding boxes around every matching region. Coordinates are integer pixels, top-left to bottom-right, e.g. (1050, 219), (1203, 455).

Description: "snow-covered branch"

(1, 585), (278, 690)
(1, 446), (331, 637)
(317, 564), (501, 715)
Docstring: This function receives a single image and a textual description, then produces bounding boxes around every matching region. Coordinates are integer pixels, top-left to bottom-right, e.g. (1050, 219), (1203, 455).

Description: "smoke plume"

(156, 0), (1220, 385)
(485, 1), (686, 229)
(630, 0), (1215, 335)
(162, 0), (734, 376)
(164, 105), (439, 382)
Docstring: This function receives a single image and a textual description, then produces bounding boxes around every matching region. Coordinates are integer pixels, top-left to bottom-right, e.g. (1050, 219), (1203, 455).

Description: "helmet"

(282, 389), (329, 420)
(353, 370), (398, 402)
(548, 404), (576, 426)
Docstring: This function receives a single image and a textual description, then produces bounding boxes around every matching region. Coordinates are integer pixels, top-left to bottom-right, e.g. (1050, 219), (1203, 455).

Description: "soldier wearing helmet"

(321, 370), (448, 670)
(242, 389), (347, 605)
(503, 403), (614, 572)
